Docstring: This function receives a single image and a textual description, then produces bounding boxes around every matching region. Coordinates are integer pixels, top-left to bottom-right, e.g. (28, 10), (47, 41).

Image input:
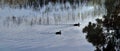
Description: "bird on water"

(73, 23), (80, 27)
(55, 30), (61, 35)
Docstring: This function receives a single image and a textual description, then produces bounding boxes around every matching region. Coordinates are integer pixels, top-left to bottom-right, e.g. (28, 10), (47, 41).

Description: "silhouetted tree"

(83, 0), (120, 51)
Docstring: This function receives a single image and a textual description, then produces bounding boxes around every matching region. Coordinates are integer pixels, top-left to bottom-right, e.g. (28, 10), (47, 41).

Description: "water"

(0, 4), (105, 26)
(0, 0), (106, 51)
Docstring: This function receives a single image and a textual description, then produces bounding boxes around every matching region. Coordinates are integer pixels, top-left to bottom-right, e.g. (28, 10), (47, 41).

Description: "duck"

(55, 30), (61, 35)
(73, 23), (80, 27)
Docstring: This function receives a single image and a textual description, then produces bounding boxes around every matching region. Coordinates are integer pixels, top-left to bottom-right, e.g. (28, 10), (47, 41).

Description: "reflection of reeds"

(0, 0), (105, 8)
(3, 16), (81, 27)
(0, 0), (105, 27)
(2, 5), (104, 26)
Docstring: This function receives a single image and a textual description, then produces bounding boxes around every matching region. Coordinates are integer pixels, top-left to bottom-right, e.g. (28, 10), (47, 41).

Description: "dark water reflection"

(83, 0), (120, 51)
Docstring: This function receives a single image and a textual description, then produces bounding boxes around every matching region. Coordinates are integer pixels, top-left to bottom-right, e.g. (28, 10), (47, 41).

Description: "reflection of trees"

(83, 0), (120, 51)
